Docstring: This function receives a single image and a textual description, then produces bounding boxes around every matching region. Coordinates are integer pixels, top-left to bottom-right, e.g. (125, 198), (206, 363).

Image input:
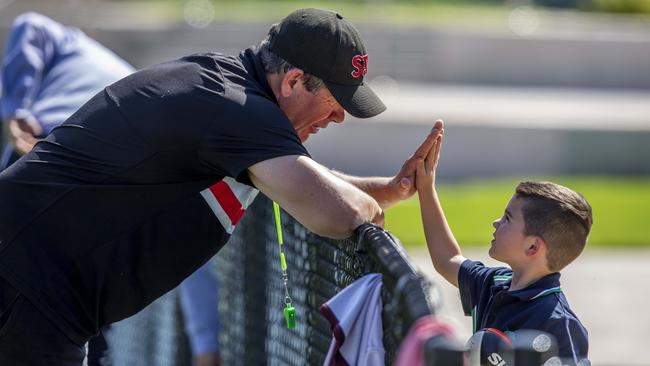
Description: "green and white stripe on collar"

(529, 286), (563, 300)
(493, 274), (563, 301)
(493, 275), (512, 283)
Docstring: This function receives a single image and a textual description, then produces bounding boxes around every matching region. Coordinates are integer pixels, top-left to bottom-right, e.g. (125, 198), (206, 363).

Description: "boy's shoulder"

(459, 259), (513, 289)
(457, 259), (513, 316)
(508, 277), (584, 332)
(530, 291), (589, 363)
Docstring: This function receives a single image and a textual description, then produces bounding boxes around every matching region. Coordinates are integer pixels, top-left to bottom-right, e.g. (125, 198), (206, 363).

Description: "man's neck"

(508, 264), (553, 291)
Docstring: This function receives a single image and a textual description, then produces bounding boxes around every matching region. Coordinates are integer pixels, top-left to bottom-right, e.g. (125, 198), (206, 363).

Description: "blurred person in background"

(0, 12), (221, 366)
(0, 12), (133, 168)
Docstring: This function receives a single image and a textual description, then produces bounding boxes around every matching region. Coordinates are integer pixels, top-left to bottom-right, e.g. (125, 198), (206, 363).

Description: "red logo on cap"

(351, 54), (369, 78)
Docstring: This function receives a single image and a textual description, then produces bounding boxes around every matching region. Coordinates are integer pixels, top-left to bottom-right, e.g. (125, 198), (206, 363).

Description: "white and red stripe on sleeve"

(200, 177), (259, 234)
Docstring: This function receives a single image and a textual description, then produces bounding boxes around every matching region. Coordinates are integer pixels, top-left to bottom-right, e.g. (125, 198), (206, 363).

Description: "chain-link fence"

(216, 195), (436, 365)
(101, 194), (437, 365)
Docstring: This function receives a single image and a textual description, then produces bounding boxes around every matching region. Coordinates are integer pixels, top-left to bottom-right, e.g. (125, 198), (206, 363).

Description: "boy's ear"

(524, 237), (544, 257)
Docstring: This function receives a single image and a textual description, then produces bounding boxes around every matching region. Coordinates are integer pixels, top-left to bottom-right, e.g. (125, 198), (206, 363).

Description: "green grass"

(385, 176), (650, 248)
(590, 0), (650, 14)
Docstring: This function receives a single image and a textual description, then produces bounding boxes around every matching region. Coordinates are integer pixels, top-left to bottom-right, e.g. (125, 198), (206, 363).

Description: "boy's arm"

(416, 120), (466, 288)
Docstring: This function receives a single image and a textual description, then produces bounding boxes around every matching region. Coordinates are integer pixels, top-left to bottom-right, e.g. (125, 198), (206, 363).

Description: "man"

(0, 8), (438, 365)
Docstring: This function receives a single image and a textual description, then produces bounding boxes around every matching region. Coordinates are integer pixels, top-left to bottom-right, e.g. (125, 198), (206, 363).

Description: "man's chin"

(299, 129), (316, 142)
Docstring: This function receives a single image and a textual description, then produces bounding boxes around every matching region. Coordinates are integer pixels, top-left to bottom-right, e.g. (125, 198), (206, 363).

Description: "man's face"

(277, 77), (345, 142)
(489, 195), (529, 264)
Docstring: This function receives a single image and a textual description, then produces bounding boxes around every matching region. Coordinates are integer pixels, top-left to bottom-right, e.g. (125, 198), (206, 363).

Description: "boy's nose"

(492, 219), (500, 229)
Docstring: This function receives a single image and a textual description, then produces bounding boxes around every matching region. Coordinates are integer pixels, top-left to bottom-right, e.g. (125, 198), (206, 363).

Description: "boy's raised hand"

(415, 119), (464, 288)
(416, 120), (444, 192)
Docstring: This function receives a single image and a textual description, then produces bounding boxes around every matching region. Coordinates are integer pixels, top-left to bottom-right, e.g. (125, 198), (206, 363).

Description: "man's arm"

(328, 172), (403, 209)
(329, 125), (443, 209)
(248, 155), (383, 239)
(415, 120), (466, 287)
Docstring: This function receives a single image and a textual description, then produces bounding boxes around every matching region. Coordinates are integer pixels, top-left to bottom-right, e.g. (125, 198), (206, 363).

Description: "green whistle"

(284, 304), (296, 329)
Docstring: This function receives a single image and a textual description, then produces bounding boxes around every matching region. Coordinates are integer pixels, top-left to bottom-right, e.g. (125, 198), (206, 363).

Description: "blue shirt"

(179, 261), (220, 355)
(0, 12), (134, 168)
(459, 259), (589, 364)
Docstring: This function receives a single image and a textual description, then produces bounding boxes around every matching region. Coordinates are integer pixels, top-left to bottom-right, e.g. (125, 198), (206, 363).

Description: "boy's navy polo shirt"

(459, 259), (589, 365)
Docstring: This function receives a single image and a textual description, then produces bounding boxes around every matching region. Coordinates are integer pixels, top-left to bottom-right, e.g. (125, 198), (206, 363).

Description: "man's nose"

(331, 106), (345, 124)
(492, 219), (500, 229)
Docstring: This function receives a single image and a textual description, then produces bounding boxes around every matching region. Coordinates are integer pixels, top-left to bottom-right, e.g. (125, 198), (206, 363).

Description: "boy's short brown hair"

(515, 181), (593, 272)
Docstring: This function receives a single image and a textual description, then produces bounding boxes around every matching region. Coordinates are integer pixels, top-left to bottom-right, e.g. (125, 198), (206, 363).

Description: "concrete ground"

(406, 247), (650, 366)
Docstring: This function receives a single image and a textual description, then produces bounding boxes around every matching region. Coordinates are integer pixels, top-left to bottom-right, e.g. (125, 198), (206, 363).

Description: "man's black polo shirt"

(459, 259), (589, 364)
(0, 47), (308, 344)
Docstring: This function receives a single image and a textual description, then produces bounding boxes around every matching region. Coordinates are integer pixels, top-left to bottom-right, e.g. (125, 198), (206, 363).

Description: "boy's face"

(490, 195), (529, 264)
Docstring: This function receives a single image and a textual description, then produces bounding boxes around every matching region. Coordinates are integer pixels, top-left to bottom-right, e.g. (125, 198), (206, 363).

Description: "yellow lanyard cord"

(273, 201), (295, 328)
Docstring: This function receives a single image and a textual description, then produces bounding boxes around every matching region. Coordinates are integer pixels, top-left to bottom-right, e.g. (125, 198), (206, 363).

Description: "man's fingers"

(416, 158), (425, 176)
(398, 177), (414, 198)
(400, 177), (411, 189)
(413, 130), (437, 159)
(424, 134), (437, 169)
(414, 119), (445, 158)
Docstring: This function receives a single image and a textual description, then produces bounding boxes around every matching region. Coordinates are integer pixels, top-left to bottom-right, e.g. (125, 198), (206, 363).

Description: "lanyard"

(273, 201), (296, 329)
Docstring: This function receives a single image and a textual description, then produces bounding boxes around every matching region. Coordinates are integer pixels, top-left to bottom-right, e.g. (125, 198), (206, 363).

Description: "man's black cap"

(269, 8), (386, 118)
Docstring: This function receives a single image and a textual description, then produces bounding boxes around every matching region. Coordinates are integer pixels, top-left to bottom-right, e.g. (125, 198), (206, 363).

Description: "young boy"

(416, 120), (591, 364)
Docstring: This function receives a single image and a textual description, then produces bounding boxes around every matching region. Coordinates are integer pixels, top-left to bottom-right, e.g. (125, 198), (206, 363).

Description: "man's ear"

(280, 69), (304, 97)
